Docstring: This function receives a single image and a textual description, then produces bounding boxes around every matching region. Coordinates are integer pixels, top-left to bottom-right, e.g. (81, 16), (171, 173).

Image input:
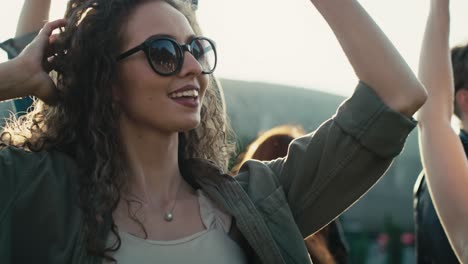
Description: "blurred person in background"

(413, 43), (468, 263)
(417, 0), (468, 262)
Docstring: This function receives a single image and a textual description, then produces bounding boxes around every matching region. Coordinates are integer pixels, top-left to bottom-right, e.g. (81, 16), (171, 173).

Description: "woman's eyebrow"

(147, 33), (197, 44)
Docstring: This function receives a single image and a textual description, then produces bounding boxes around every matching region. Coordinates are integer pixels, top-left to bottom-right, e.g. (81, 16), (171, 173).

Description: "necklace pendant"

(164, 212), (174, 222)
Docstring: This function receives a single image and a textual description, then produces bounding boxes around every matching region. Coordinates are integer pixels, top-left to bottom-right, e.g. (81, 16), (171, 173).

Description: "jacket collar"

(186, 158), (286, 264)
(95, 158), (286, 263)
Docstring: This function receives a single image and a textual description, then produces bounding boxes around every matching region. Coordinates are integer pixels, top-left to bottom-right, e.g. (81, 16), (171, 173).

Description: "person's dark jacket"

(414, 130), (468, 264)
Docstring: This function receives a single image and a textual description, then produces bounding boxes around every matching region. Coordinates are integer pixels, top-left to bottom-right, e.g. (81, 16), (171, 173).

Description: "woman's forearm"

(310, 0), (426, 117)
(418, 0), (468, 261)
(0, 59), (33, 101)
(418, 0), (452, 123)
(16, 0), (51, 37)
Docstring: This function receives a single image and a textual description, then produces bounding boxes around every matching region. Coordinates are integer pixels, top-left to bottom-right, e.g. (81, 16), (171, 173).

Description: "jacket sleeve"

(0, 31), (39, 113)
(266, 81), (416, 237)
(0, 31), (38, 59)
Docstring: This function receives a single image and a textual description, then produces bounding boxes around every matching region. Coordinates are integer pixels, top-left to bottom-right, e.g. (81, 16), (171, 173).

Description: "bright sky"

(1, 0), (468, 97)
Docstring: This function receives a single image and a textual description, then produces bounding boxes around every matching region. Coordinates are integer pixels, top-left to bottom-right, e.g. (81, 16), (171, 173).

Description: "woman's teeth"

(169, 89), (199, 99)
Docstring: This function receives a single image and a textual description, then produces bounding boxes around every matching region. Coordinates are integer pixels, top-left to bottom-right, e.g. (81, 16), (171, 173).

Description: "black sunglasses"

(117, 35), (217, 76)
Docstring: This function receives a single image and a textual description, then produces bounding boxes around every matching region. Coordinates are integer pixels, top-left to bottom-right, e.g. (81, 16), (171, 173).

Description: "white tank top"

(106, 190), (247, 264)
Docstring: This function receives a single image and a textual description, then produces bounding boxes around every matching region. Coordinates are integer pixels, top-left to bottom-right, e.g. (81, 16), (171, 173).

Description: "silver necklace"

(125, 178), (183, 222)
(163, 178), (183, 222)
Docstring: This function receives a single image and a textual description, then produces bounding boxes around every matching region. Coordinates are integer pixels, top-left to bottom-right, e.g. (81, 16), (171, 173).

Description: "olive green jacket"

(0, 82), (416, 263)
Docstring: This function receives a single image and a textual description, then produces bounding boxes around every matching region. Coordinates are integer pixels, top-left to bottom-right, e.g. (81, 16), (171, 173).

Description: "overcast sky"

(1, 0), (468, 97)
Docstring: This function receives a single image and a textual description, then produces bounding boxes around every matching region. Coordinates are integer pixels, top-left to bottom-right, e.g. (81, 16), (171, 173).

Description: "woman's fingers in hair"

(16, 19), (67, 104)
(48, 34), (60, 45)
(24, 19), (67, 60)
(43, 22), (66, 73)
(45, 34), (63, 61)
(37, 19), (66, 54)
(39, 19), (67, 37)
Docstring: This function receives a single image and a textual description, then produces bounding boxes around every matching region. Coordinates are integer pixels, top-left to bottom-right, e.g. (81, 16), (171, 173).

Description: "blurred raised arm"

(417, 0), (468, 261)
(310, 0), (427, 117)
(16, 0), (51, 37)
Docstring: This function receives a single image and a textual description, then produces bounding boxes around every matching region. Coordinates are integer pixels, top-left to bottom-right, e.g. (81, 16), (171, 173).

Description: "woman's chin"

(177, 119), (201, 132)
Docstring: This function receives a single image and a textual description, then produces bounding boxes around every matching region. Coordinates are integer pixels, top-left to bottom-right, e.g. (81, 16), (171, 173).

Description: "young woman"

(0, 0), (426, 263)
(417, 0), (468, 262)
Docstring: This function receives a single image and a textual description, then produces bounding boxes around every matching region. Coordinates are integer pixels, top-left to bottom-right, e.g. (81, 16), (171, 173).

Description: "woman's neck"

(118, 119), (183, 202)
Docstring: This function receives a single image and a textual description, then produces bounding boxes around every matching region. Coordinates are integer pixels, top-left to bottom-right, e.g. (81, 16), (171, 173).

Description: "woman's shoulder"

(0, 145), (76, 168)
(0, 145), (79, 193)
(0, 145), (48, 175)
(0, 146), (83, 257)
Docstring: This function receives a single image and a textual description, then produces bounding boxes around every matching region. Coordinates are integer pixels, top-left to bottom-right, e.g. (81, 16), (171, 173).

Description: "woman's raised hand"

(308, 0), (426, 117)
(16, 19), (66, 104)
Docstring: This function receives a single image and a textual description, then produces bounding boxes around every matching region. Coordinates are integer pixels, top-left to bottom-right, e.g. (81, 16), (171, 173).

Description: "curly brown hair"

(1, 0), (234, 260)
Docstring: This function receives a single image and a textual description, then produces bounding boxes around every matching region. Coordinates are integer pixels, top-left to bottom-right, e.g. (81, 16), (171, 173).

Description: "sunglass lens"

(148, 39), (179, 74)
(191, 39), (216, 73)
